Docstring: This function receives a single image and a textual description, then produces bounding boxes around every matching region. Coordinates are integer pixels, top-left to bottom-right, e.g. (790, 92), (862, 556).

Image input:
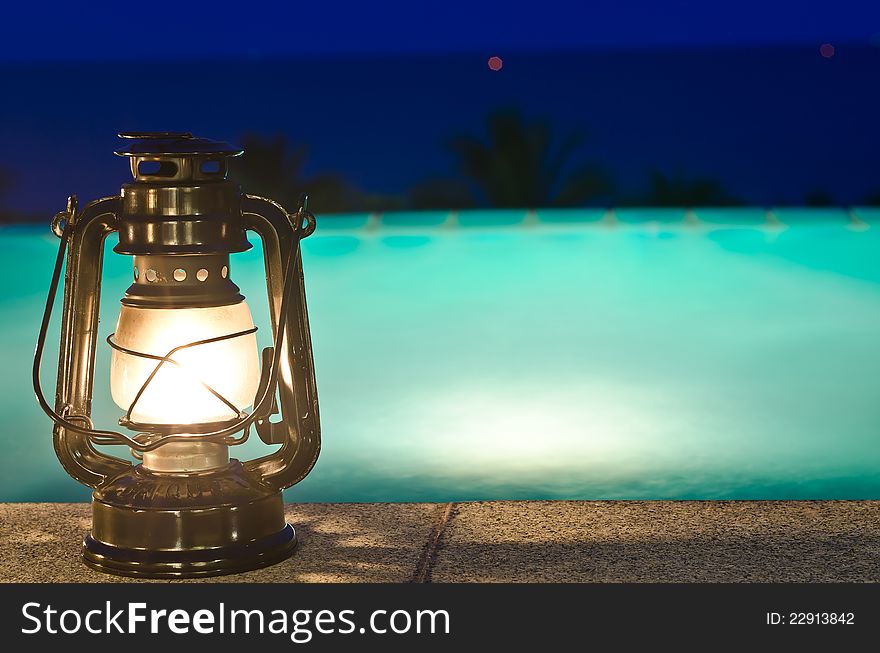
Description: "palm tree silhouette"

(642, 170), (742, 207)
(448, 110), (612, 208)
(229, 134), (355, 214)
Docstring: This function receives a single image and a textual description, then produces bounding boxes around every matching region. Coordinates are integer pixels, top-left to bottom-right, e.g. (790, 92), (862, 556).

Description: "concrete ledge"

(1, 501), (878, 582)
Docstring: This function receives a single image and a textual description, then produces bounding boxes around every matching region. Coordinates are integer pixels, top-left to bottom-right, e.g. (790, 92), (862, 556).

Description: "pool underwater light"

(33, 132), (321, 577)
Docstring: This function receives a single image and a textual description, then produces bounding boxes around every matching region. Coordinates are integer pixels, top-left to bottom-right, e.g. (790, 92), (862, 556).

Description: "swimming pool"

(2, 207), (880, 502)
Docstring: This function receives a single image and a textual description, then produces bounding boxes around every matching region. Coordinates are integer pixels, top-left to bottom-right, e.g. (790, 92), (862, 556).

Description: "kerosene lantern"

(33, 132), (320, 577)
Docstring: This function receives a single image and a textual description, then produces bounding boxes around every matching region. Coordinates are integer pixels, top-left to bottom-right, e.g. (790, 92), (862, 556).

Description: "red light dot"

(819, 43), (835, 58)
(488, 56), (503, 71)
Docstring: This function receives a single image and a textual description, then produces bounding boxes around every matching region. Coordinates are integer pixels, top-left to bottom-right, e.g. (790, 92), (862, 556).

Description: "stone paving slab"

(0, 503), (442, 583)
(2, 501), (878, 582)
(430, 501), (880, 582)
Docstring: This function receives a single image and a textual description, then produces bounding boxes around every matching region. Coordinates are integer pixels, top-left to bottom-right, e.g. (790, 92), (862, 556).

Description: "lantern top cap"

(115, 132), (244, 158)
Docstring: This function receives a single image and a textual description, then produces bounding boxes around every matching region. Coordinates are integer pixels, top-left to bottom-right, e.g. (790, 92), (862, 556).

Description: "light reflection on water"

(2, 213), (880, 501)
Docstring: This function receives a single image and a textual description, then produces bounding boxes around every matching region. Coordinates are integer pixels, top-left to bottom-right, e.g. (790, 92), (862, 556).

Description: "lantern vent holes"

(200, 160), (223, 175)
(135, 263), (227, 285)
(137, 160), (178, 177)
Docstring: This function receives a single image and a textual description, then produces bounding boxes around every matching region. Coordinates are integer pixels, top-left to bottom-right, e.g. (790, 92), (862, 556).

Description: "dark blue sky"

(1, 1), (879, 61)
(1, 1), (879, 214)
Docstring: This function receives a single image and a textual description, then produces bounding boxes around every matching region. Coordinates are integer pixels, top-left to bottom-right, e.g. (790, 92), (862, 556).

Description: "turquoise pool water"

(2, 208), (880, 502)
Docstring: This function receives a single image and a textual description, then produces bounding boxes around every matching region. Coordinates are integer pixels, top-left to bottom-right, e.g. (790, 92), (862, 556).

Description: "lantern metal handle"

(241, 194), (320, 491)
(37, 196), (131, 488)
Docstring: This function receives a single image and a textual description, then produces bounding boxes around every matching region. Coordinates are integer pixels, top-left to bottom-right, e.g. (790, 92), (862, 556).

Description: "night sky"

(1, 1), (879, 60)
(1, 1), (879, 214)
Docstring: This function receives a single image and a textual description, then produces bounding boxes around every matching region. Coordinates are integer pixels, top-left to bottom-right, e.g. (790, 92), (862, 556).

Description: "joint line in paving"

(411, 502), (457, 583)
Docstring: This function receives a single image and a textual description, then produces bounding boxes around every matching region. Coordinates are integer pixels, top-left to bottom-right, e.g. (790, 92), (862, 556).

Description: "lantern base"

(81, 460), (297, 578)
(82, 526), (296, 579)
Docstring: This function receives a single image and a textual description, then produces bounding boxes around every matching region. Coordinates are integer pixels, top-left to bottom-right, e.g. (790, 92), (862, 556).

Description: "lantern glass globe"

(110, 302), (260, 426)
